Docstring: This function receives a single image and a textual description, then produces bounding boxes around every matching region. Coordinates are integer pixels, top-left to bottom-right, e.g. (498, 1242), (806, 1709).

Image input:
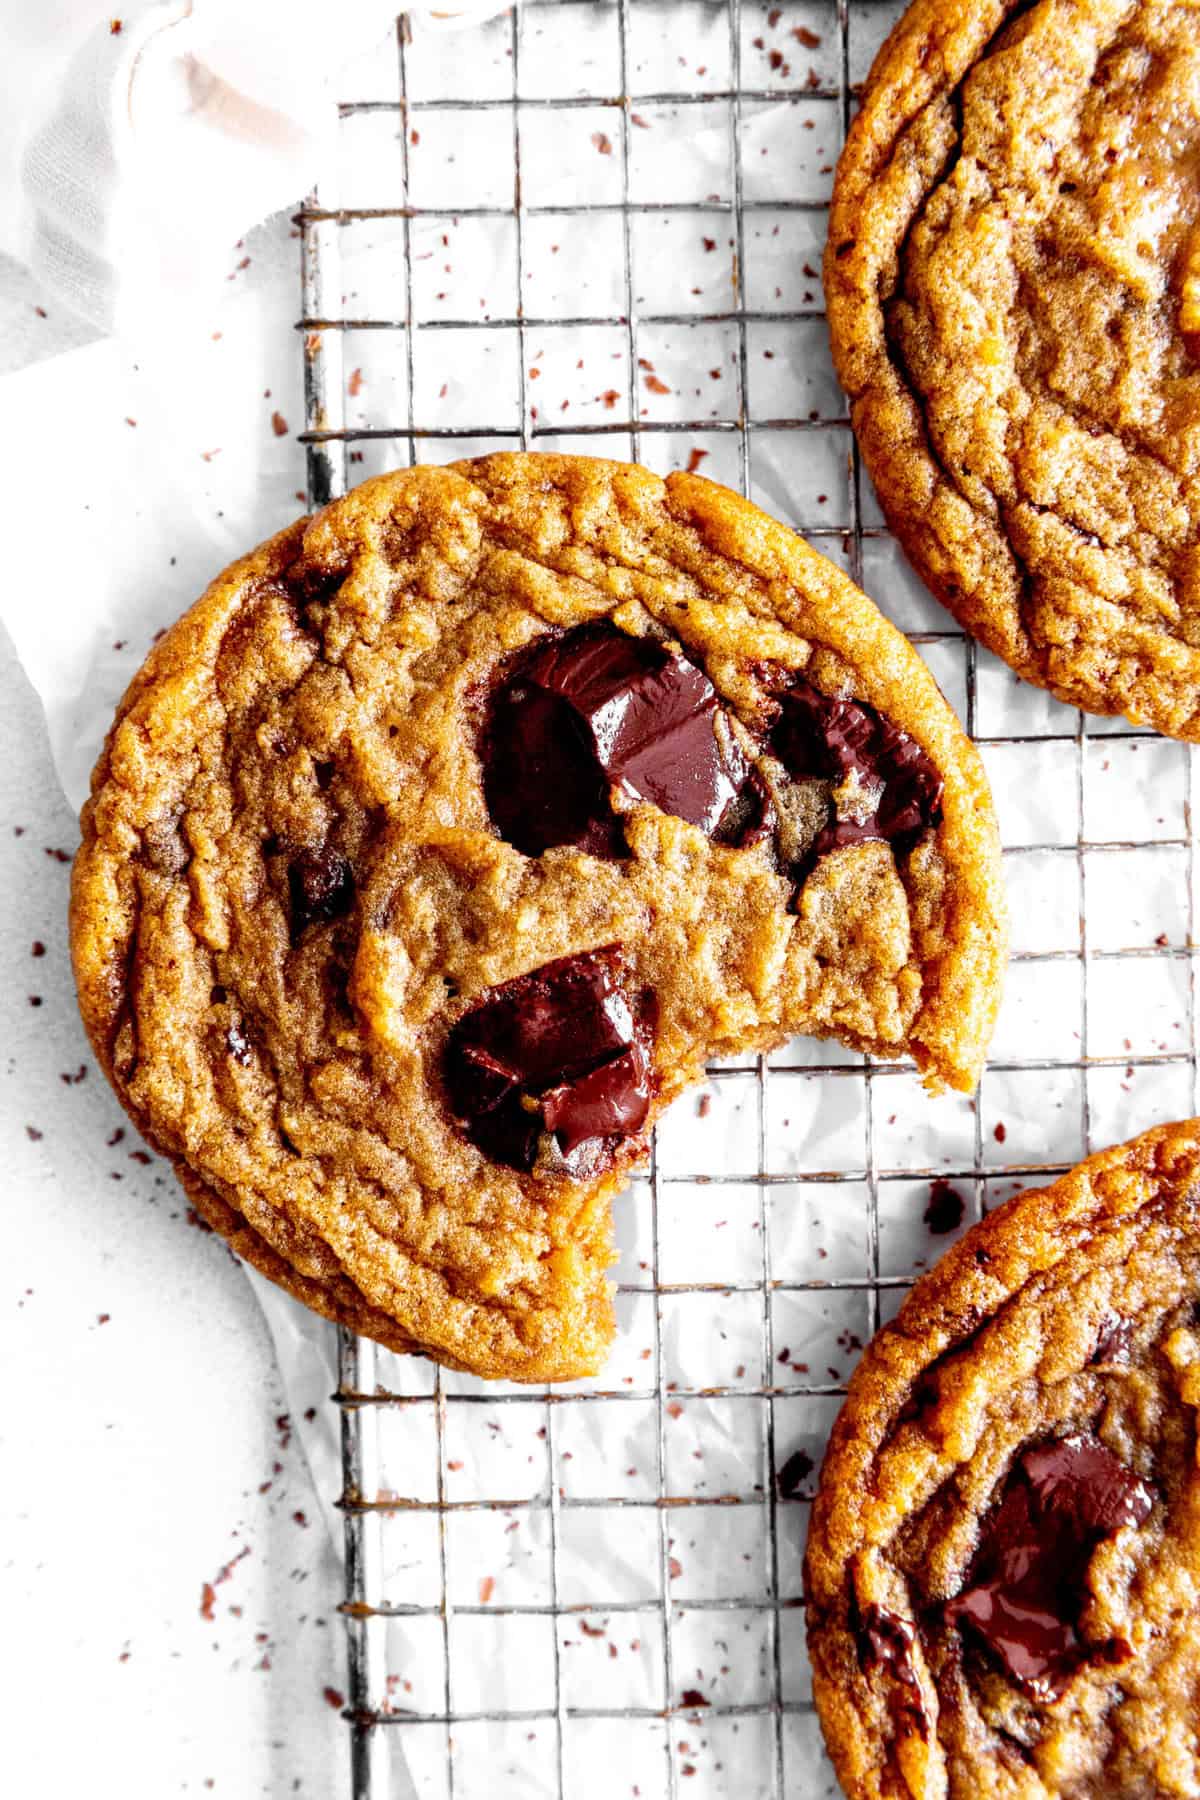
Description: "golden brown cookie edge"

(823, 0), (1200, 742)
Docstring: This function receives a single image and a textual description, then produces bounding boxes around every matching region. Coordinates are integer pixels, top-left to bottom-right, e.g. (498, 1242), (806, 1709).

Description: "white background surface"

(0, 227), (348, 1795)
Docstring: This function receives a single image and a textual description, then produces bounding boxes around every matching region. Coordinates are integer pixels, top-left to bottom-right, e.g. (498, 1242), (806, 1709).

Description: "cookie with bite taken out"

(70, 455), (1006, 1380)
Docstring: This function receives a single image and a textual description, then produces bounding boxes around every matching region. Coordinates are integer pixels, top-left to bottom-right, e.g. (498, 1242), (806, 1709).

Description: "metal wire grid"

(296, 3), (1200, 1795)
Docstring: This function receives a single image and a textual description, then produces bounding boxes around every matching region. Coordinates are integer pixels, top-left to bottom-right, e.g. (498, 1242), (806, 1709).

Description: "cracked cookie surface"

(806, 1118), (1200, 1799)
(70, 455), (1005, 1381)
(826, 0), (1200, 737)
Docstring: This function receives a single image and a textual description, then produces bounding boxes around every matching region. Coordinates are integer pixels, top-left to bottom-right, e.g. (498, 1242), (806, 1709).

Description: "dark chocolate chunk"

(944, 1432), (1154, 1699)
(772, 677), (943, 868)
(444, 946), (654, 1174)
(483, 678), (623, 859)
(288, 848), (354, 937)
(541, 1042), (652, 1155)
(483, 624), (763, 858)
(858, 1604), (929, 1740)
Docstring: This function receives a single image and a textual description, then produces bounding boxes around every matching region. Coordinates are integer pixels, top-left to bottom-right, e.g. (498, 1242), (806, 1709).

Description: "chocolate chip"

(944, 1433), (1154, 1698)
(482, 624), (764, 859)
(857, 1604), (929, 1740)
(772, 677), (943, 871)
(288, 848), (354, 937)
(443, 947), (654, 1175)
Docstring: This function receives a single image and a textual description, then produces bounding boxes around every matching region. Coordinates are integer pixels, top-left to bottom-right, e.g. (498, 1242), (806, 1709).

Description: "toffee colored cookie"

(826, 0), (1200, 738)
(70, 455), (1005, 1381)
(805, 1119), (1200, 1799)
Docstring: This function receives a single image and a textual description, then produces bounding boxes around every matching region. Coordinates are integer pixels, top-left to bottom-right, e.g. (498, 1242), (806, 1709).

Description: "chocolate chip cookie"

(70, 455), (1006, 1381)
(826, 0), (1200, 737)
(805, 1118), (1200, 1798)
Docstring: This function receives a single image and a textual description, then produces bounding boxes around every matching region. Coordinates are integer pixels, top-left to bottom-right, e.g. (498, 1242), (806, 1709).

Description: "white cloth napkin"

(1, 0), (506, 333)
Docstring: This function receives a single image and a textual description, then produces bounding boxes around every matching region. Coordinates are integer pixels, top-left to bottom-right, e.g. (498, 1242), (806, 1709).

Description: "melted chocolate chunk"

(858, 1605), (929, 1740)
(289, 848), (354, 937)
(484, 678), (622, 859)
(772, 677), (943, 867)
(483, 624), (764, 858)
(444, 947), (654, 1174)
(944, 1432), (1154, 1699)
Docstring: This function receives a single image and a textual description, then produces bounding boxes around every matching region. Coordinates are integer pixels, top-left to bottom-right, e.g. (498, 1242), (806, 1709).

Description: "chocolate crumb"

(924, 1179), (965, 1235)
(778, 1448), (814, 1496)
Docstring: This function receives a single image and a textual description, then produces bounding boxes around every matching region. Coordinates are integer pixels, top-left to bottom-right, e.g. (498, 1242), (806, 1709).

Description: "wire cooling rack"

(297, 3), (1200, 1795)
